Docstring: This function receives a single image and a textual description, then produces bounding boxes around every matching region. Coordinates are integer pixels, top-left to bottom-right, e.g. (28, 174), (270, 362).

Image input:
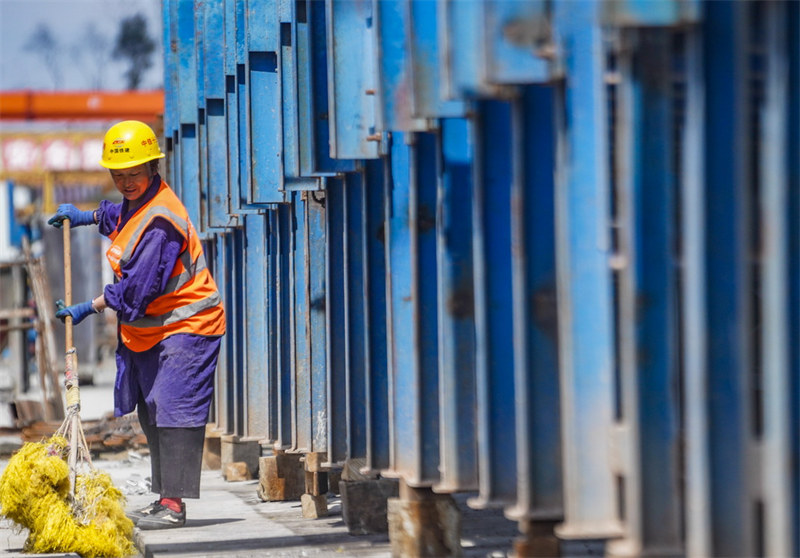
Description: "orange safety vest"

(106, 180), (226, 352)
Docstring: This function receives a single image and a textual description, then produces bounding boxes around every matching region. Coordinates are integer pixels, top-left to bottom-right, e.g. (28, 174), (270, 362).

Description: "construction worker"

(48, 120), (226, 530)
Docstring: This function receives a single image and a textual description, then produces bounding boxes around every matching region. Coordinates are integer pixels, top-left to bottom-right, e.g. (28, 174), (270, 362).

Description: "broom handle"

(63, 220), (80, 497)
(64, 220), (72, 347)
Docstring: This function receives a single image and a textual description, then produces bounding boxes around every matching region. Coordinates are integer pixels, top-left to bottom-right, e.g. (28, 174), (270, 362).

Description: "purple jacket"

(97, 175), (221, 428)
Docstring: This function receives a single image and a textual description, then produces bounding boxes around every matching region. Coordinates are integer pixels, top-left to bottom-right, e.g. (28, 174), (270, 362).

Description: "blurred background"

(0, 0), (164, 427)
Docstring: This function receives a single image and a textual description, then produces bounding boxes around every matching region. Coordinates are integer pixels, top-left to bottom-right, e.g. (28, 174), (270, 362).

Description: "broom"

(0, 219), (136, 557)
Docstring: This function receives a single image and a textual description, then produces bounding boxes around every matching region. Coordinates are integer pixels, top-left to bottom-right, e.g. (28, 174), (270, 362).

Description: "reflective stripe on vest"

(107, 180), (225, 351)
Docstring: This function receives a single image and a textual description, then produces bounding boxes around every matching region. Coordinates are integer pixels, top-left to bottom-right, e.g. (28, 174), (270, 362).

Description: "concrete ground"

(1, 453), (519, 558)
(1, 376), (521, 557)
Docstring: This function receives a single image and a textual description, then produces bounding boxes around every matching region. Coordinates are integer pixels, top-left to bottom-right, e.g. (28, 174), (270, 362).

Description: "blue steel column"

(703, 2), (753, 554)
(386, 132), (440, 486)
(364, 158), (390, 473)
(681, 25), (711, 558)
(176, 0), (200, 227)
(203, 0), (230, 230)
(276, 205), (293, 449)
(434, 117), (477, 493)
(230, 229), (246, 435)
(296, 0), (354, 176)
(789, 2), (800, 554)
(471, 99), (516, 508)
(248, 0), (284, 204)
(613, 29), (681, 555)
(306, 192), (328, 454)
(326, 177), (348, 465)
(760, 4), (791, 555)
(244, 214), (269, 440)
(265, 209), (280, 443)
(291, 192), (312, 452)
(344, 172), (367, 461)
(194, 1), (207, 234)
(215, 233), (234, 433)
(552, 0), (623, 539)
(325, 0), (379, 160)
(506, 86), (561, 523)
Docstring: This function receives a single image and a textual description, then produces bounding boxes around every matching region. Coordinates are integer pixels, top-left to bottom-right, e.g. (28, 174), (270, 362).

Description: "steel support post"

(325, 0), (379, 160)
(244, 214), (269, 440)
(297, 0), (355, 176)
(344, 171), (368, 461)
(214, 233), (233, 433)
(552, 0), (623, 540)
(306, 191), (328, 454)
(206, 98), (230, 229)
(609, 29), (680, 557)
(265, 209), (280, 443)
(506, 86), (562, 548)
(291, 193), (312, 452)
(702, 2), (752, 554)
(326, 177), (348, 465)
(680, 25), (710, 558)
(386, 132), (440, 486)
(276, 204), (293, 449)
(788, 2), (800, 554)
(229, 230), (246, 436)
(470, 99), (516, 508)
(759, 4), (791, 555)
(364, 159), (390, 473)
(248, 0), (284, 203)
(434, 117), (477, 494)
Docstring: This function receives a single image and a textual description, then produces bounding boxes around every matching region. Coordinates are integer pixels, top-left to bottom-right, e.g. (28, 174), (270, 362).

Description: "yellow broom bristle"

(0, 435), (136, 557)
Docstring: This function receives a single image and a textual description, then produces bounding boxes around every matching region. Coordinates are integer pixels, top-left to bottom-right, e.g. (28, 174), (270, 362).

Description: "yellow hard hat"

(99, 120), (165, 169)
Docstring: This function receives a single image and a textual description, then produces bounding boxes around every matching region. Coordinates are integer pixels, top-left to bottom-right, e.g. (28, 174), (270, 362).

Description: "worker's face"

(110, 163), (151, 203)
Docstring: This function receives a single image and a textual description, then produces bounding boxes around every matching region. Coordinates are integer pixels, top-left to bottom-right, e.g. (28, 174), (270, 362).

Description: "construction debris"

(18, 412), (147, 456)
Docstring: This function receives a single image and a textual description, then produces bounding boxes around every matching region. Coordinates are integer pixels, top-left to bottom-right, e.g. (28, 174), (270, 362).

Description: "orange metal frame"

(0, 90), (164, 121)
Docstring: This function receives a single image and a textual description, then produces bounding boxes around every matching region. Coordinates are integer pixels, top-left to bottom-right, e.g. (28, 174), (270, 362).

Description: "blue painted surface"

(508, 86), (561, 521)
(326, 178), (348, 465)
(408, 0), (464, 120)
(788, 3), (800, 555)
(627, 31), (680, 551)
(306, 192), (329, 453)
(605, 0), (700, 26)
(249, 50), (284, 204)
(552, 0), (622, 538)
(291, 193), (312, 452)
(161, 1), (800, 551)
(179, 124), (201, 233)
(363, 158), (390, 472)
(387, 132), (440, 486)
(276, 204), (293, 448)
(471, 99), (516, 507)
(265, 209), (280, 443)
(435, 117), (477, 493)
(326, 0), (379, 159)
(176, 0), (197, 124)
(244, 214), (269, 439)
(205, 98), (229, 229)
(344, 172), (368, 460)
(703, 2), (750, 554)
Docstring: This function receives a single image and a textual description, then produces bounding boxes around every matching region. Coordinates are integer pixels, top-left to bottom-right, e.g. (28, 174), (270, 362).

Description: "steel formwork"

(162, 0), (800, 555)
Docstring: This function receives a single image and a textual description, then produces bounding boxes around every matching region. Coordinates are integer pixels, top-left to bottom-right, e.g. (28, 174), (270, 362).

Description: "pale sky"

(0, 0), (163, 91)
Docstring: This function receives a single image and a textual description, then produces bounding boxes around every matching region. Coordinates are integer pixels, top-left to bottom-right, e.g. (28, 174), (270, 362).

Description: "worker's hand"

(47, 204), (96, 228)
(54, 299), (97, 325)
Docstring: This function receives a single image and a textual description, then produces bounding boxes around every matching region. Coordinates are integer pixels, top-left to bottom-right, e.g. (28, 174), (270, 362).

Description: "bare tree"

(112, 13), (156, 90)
(24, 23), (61, 89)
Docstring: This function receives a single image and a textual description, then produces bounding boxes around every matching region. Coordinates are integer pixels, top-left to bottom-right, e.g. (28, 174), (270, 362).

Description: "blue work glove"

(55, 299), (97, 325)
(47, 204), (95, 228)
